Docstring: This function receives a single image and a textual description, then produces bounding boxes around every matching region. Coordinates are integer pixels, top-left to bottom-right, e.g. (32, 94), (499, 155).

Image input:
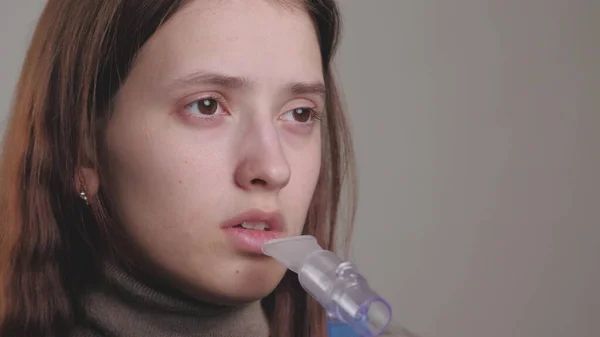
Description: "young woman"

(0, 0), (359, 336)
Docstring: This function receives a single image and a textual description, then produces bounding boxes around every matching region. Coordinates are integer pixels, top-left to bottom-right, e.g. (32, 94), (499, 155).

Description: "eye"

(184, 96), (223, 118)
(280, 108), (320, 123)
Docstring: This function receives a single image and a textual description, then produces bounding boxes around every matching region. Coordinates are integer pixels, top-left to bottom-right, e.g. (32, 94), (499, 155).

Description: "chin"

(181, 256), (289, 305)
(221, 262), (288, 304)
(217, 285), (277, 305)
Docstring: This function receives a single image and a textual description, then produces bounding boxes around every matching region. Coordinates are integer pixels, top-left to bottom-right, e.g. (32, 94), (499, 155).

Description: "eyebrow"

(172, 72), (251, 90)
(290, 81), (327, 99)
(169, 71), (327, 99)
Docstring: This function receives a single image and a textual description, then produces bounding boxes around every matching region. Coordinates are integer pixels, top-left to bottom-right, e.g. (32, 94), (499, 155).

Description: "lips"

(221, 209), (286, 254)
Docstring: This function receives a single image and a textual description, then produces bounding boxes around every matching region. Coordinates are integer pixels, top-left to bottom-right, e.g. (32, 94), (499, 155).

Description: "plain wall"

(1, 1), (599, 337)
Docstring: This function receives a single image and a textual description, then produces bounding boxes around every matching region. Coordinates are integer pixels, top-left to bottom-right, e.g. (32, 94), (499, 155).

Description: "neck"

(72, 261), (270, 337)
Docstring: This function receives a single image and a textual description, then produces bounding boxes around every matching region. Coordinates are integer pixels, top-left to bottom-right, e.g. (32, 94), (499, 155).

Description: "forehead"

(133, 0), (324, 90)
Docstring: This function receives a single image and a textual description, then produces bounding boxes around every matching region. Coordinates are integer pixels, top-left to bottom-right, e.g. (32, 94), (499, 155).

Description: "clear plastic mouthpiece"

(262, 236), (392, 337)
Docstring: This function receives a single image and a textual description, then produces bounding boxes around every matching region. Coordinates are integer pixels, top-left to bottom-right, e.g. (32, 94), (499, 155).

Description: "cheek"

(102, 116), (232, 240)
(281, 134), (322, 232)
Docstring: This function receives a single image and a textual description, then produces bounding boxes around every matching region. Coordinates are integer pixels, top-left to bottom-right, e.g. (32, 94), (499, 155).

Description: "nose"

(234, 122), (291, 192)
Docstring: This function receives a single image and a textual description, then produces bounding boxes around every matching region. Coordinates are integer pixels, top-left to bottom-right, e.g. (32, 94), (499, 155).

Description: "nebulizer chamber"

(262, 236), (392, 337)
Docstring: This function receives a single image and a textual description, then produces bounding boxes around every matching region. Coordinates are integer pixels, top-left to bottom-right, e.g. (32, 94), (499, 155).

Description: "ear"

(75, 167), (100, 197)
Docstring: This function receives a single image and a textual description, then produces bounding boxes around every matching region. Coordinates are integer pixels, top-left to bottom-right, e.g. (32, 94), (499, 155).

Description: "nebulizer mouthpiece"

(262, 236), (392, 337)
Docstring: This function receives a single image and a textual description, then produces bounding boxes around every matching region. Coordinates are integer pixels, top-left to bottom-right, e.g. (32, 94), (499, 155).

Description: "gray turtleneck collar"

(71, 262), (270, 337)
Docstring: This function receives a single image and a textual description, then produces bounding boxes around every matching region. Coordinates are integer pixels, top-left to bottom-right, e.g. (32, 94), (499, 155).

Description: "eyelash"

(280, 107), (323, 123)
(182, 95), (323, 123)
(183, 94), (228, 121)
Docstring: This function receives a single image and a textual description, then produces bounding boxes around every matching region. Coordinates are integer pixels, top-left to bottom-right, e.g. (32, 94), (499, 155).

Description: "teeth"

(240, 221), (270, 231)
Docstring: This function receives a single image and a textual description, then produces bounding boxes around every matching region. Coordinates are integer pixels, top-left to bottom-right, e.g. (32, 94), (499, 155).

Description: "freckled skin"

(101, 0), (323, 304)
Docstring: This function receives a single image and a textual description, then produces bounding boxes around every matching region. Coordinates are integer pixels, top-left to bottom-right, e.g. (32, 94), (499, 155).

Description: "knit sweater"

(70, 262), (270, 337)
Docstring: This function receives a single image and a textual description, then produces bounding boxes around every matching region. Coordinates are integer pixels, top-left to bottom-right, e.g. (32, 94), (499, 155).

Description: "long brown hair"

(0, 0), (356, 336)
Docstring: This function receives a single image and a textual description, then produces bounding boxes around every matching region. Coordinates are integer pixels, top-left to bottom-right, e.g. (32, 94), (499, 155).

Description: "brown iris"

(291, 108), (311, 122)
(196, 98), (218, 115)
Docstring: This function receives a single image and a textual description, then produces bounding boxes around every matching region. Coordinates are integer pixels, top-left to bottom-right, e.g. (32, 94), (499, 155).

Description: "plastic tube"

(262, 235), (392, 337)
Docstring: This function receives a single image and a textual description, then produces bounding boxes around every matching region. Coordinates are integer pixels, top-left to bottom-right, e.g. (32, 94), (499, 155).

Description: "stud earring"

(79, 190), (89, 205)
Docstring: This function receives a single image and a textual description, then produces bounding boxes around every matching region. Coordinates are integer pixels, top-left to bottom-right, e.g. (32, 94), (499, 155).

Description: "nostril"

(250, 178), (267, 186)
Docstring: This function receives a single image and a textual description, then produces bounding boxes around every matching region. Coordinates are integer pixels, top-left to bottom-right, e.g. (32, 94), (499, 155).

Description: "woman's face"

(101, 0), (323, 303)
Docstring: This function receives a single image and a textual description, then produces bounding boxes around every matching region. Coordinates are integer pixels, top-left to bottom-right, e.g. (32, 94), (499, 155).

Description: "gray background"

(1, 1), (599, 337)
